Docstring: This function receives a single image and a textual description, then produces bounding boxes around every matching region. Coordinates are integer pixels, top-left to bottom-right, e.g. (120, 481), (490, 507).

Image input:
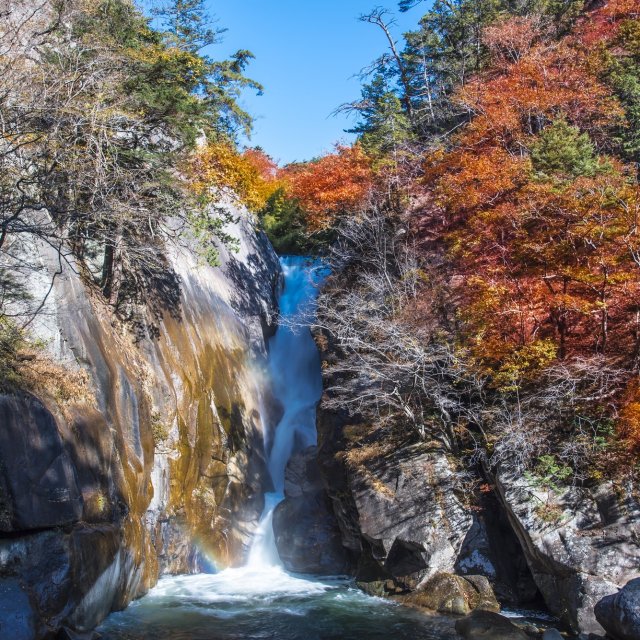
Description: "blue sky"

(202, 1), (426, 163)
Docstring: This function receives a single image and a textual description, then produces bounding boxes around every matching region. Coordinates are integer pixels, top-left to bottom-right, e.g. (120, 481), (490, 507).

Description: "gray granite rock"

(273, 446), (350, 575)
(0, 201), (281, 639)
(455, 610), (529, 640)
(492, 467), (640, 635)
(595, 578), (640, 640)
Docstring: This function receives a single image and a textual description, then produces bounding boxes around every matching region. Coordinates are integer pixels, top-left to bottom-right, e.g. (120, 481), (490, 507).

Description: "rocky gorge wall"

(0, 205), (281, 639)
(274, 325), (640, 639)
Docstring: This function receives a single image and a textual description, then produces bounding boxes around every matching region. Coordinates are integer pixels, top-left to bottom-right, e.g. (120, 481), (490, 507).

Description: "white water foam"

(148, 568), (333, 602)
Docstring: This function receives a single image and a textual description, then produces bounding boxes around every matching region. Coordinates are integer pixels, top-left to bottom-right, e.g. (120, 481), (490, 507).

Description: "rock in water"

(273, 446), (350, 574)
(542, 630), (564, 640)
(401, 573), (499, 615)
(595, 578), (640, 640)
(455, 610), (530, 640)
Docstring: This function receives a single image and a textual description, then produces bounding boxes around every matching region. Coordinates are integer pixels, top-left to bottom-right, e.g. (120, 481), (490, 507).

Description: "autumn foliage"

(415, 3), (640, 452)
(182, 0), (640, 471)
(282, 145), (374, 230)
(189, 142), (281, 212)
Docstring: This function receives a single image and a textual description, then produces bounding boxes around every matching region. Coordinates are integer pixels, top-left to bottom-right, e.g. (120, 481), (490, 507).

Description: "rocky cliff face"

(491, 467), (640, 635)
(0, 206), (281, 639)
(313, 402), (537, 601)
(303, 326), (640, 638)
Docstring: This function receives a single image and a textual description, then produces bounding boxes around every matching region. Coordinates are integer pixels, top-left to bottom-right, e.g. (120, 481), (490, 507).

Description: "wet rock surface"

(594, 577), (640, 640)
(0, 206), (281, 639)
(273, 446), (350, 575)
(455, 610), (530, 640)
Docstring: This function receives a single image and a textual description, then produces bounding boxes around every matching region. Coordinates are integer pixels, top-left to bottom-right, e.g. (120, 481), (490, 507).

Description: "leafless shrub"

(285, 208), (486, 452)
(488, 356), (626, 477)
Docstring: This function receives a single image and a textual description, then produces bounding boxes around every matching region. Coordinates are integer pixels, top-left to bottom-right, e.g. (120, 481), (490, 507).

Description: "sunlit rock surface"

(0, 205), (281, 638)
(492, 468), (640, 635)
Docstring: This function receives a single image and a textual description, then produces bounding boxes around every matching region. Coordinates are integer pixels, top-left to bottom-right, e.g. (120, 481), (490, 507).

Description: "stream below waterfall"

(95, 258), (465, 639)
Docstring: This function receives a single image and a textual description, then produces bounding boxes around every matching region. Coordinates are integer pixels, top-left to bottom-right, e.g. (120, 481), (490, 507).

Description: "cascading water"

(96, 257), (462, 639)
(248, 255), (326, 569)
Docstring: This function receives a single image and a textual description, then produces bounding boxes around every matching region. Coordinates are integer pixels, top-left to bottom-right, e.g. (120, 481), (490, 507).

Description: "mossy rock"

(401, 573), (500, 616)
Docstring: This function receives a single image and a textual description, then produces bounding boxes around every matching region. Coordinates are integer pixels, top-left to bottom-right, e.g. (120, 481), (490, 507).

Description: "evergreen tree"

(604, 20), (640, 168)
(359, 92), (414, 158)
(152, 0), (263, 139)
(153, 0), (219, 52)
(401, 0), (504, 134)
(530, 119), (602, 180)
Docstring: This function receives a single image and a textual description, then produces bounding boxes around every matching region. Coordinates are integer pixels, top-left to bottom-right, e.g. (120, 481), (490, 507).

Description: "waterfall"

(247, 256), (326, 569)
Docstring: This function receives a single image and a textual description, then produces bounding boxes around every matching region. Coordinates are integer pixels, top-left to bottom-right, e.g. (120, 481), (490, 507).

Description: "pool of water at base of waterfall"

(96, 568), (558, 640)
(96, 568), (459, 640)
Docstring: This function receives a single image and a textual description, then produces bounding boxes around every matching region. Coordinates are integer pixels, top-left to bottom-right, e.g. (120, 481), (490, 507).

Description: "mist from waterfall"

(248, 255), (326, 569)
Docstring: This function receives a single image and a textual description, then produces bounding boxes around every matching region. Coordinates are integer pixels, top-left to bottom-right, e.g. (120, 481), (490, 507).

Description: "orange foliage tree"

(188, 142), (281, 212)
(282, 144), (374, 230)
(425, 10), (640, 388)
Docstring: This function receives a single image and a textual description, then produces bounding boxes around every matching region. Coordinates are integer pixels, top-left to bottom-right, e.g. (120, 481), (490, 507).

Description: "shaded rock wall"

(491, 468), (640, 635)
(0, 206), (281, 638)
(273, 446), (350, 575)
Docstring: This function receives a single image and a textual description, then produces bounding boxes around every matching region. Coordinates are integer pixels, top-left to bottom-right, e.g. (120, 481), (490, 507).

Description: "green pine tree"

(530, 119), (603, 180)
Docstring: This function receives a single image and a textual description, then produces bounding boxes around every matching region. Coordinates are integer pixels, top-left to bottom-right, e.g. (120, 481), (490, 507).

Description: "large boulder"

(0, 524), (132, 639)
(492, 467), (640, 635)
(318, 437), (475, 591)
(273, 446), (350, 574)
(400, 573), (500, 615)
(0, 394), (82, 532)
(455, 610), (529, 640)
(594, 578), (640, 640)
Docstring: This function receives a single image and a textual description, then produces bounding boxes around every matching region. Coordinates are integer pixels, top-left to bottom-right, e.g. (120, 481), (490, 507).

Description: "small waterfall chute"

(247, 256), (327, 569)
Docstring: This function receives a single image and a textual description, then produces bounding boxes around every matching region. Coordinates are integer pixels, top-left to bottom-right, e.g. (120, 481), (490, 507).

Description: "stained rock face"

(273, 446), (350, 575)
(492, 468), (640, 635)
(0, 206), (281, 639)
(594, 578), (640, 640)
